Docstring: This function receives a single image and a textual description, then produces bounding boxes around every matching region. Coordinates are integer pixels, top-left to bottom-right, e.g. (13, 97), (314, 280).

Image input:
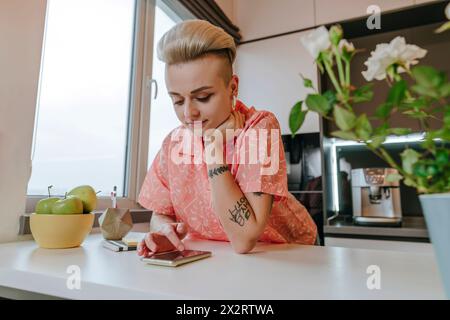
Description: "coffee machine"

(351, 168), (402, 226)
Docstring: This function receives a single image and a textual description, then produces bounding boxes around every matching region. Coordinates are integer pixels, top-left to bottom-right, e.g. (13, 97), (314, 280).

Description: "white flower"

(362, 36), (427, 81)
(338, 39), (355, 53)
(301, 26), (331, 59)
(446, 3), (450, 20)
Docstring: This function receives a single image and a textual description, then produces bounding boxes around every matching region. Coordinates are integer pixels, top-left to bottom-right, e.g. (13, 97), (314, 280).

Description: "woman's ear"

(230, 75), (239, 97)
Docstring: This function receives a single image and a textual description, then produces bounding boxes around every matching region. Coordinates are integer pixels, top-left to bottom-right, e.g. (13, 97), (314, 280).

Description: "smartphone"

(140, 249), (212, 267)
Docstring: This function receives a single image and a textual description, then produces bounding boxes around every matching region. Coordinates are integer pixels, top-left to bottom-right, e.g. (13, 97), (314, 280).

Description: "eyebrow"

(169, 86), (213, 96)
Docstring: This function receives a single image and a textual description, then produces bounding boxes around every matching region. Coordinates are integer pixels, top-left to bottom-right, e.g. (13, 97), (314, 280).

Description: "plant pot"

(419, 193), (450, 298)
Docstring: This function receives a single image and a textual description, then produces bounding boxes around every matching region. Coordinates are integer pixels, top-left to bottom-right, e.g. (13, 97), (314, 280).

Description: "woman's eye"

(174, 100), (184, 106)
(196, 95), (212, 102)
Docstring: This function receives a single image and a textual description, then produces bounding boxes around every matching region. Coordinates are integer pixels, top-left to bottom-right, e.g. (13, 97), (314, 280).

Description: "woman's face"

(165, 54), (238, 132)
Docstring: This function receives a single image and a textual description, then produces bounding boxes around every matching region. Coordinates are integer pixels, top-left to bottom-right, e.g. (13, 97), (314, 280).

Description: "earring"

(232, 96), (237, 111)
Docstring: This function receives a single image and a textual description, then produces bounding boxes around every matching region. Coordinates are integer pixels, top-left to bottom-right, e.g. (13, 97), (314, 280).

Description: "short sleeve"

(137, 136), (175, 216)
(233, 112), (289, 201)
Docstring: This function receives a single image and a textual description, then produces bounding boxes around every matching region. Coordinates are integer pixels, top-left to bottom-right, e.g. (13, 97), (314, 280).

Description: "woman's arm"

(203, 111), (274, 254)
(207, 160), (273, 254)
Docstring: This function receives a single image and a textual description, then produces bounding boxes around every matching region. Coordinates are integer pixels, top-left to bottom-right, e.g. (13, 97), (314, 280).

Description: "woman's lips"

(185, 120), (208, 128)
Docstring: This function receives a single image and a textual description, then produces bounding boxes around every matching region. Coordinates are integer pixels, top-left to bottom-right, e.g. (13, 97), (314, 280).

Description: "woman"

(137, 20), (317, 255)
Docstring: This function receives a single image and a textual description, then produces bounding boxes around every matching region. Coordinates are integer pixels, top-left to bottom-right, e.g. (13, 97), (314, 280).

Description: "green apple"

(51, 195), (83, 215)
(67, 185), (98, 213)
(35, 197), (60, 214)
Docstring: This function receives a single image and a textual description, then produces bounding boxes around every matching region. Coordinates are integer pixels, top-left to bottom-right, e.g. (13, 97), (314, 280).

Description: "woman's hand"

(137, 222), (187, 257)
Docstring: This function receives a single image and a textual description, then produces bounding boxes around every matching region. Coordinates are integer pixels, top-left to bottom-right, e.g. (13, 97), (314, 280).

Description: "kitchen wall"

(0, 0), (47, 242)
(235, 31), (320, 134)
(215, 0), (235, 23)
(232, 0), (439, 41)
(233, 0), (318, 134)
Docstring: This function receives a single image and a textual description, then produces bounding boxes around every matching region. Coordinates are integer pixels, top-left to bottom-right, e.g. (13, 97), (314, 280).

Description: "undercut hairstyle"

(157, 19), (236, 84)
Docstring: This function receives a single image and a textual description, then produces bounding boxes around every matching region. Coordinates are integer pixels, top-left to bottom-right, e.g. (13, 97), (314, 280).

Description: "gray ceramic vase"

(419, 193), (450, 299)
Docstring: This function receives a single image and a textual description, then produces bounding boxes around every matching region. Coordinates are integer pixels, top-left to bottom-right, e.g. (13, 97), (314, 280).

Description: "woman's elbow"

(232, 239), (257, 254)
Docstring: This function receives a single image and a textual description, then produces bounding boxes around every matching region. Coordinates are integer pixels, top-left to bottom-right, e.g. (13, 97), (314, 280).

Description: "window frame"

(26, 0), (157, 213)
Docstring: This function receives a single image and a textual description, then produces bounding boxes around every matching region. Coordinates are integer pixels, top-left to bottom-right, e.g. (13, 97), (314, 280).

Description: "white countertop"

(0, 228), (445, 300)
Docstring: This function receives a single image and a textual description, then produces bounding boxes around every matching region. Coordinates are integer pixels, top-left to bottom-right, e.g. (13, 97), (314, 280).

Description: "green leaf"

(403, 177), (418, 188)
(375, 103), (393, 119)
(412, 66), (445, 89)
(320, 51), (333, 66)
(386, 173), (403, 183)
(426, 128), (450, 142)
(426, 164), (439, 177)
(331, 131), (359, 141)
(386, 65), (396, 81)
(355, 114), (372, 140)
(388, 128), (412, 136)
(289, 101), (307, 136)
(401, 149), (421, 175)
(441, 130), (450, 142)
(411, 84), (439, 99)
(445, 109), (450, 127)
(435, 21), (450, 33)
(413, 162), (428, 178)
(387, 80), (407, 106)
(374, 123), (389, 136)
(329, 25), (343, 46)
(421, 135), (436, 149)
(316, 59), (325, 74)
(323, 90), (337, 106)
(353, 84), (374, 103)
(333, 105), (356, 131)
(403, 110), (428, 119)
(300, 74), (314, 89)
(435, 149), (449, 166)
(399, 97), (427, 111)
(342, 50), (354, 62)
(305, 94), (331, 116)
(439, 82), (450, 98)
(368, 135), (386, 148)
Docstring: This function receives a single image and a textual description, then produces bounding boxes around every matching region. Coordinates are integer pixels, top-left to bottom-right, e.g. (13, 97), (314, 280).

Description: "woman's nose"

(183, 101), (200, 120)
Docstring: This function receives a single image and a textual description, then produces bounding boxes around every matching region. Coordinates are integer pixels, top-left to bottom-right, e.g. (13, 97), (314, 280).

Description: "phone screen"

(149, 250), (207, 261)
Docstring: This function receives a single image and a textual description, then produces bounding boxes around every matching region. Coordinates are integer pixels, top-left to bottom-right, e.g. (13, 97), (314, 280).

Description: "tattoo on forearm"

(229, 196), (251, 227)
(208, 165), (229, 178)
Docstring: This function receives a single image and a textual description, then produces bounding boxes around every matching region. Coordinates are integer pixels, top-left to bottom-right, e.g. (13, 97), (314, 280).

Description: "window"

(28, 0), (137, 197)
(26, 0), (192, 213)
(147, 3), (183, 165)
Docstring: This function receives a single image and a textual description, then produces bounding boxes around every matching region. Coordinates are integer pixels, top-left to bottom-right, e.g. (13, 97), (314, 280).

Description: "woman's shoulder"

(237, 100), (281, 130)
(244, 107), (281, 132)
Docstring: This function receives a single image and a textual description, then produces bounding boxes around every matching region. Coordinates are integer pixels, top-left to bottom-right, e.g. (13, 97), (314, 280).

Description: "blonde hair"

(157, 19), (236, 83)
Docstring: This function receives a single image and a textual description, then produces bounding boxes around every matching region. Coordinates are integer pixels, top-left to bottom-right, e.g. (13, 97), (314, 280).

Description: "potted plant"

(290, 16), (450, 297)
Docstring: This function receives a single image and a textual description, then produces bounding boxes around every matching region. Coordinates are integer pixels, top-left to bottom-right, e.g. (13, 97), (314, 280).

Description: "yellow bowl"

(30, 213), (95, 249)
